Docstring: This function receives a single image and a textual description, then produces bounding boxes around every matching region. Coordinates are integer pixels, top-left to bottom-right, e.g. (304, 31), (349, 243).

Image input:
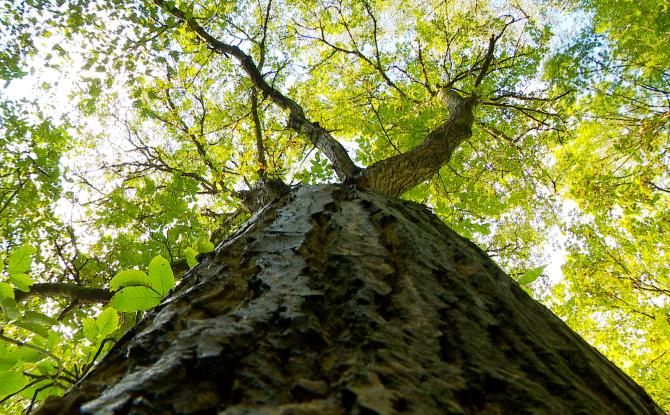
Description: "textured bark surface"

(357, 93), (475, 197)
(38, 185), (662, 415)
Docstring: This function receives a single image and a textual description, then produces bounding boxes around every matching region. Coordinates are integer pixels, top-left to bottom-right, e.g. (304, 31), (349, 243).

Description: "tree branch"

(474, 35), (496, 88)
(294, 6), (406, 99)
(0, 179), (22, 217)
(357, 91), (476, 196)
(14, 283), (113, 304)
(644, 180), (670, 194)
(251, 90), (267, 175)
(154, 0), (359, 179)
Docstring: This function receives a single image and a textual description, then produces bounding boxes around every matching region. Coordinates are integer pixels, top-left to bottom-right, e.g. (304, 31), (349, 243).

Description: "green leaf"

(148, 255), (174, 296)
(0, 370), (28, 396)
(0, 297), (19, 320)
(0, 282), (14, 298)
(185, 247), (198, 268)
(109, 286), (162, 312)
(16, 346), (42, 363)
(82, 317), (99, 342)
(7, 244), (36, 274)
(14, 321), (49, 338)
(22, 311), (57, 326)
(47, 331), (60, 351)
(518, 265), (547, 286)
(96, 308), (118, 337)
(109, 269), (151, 291)
(0, 345), (18, 370)
(35, 359), (57, 376)
(655, 312), (670, 339)
(9, 273), (33, 292)
(196, 239), (214, 253)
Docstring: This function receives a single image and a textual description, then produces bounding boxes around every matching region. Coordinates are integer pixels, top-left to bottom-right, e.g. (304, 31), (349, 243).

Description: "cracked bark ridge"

(37, 185), (662, 415)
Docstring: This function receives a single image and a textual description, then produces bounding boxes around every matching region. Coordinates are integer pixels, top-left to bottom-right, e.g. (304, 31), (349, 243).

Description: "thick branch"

(474, 35), (496, 88)
(15, 283), (112, 304)
(357, 91), (476, 196)
(251, 90), (267, 174)
(154, 0), (358, 179)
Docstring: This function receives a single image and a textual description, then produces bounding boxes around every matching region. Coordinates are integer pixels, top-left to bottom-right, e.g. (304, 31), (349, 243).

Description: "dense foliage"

(0, 0), (667, 412)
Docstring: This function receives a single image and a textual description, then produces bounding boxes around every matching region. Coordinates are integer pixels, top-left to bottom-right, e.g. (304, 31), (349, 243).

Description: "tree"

(0, 0), (667, 413)
(36, 184), (664, 414)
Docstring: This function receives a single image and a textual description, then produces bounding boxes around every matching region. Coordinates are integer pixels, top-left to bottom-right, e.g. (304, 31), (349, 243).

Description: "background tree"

(0, 0), (667, 412)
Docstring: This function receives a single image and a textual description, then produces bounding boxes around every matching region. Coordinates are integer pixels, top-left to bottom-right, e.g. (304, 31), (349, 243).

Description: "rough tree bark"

(38, 184), (662, 415)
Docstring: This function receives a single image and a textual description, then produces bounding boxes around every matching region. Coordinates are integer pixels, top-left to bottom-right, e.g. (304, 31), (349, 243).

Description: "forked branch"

(154, 0), (359, 179)
(357, 91), (476, 196)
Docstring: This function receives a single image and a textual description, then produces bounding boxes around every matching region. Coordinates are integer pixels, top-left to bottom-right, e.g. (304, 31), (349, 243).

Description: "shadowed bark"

(37, 185), (663, 415)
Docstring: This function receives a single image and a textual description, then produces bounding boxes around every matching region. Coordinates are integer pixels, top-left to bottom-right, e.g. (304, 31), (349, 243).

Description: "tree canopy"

(0, 0), (668, 412)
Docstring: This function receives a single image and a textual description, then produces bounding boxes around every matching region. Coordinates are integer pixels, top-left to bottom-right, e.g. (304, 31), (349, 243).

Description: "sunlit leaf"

(655, 312), (670, 339)
(8, 273), (33, 292)
(14, 321), (49, 338)
(109, 286), (162, 312)
(109, 269), (151, 291)
(16, 346), (42, 363)
(196, 239), (214, 253)
(82, 317), (99, 342)
(185, 247), (199, 268)
(96, 308), (119, 337)
(148, 255), (174, 296)
(7, 244), (35, 274)
(0, 344), (18, 370)
(0, 370), (28, 396)
(0, 282), (14, 299)
(518, 265), (546, 286)
(22, 311), (57, 326)
(35, 359), (57, 376)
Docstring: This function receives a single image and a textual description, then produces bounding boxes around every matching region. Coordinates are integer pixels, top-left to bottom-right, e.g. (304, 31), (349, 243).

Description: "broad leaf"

(109, 286), (162, 312)
(82, 317), (99, 342)
(13, 321), (49, 338)
(7, 244), (35, 274)
(109, 269), (151, 291)
(35, 359), (57, 376)
(0, 370), (28, 396)
(0, 282), (14, 299)
(22, 311), (57, 326)
(655, 312), (670, 339)
(96, 308), (119, 337)
(0, 345), (18, 370)
(0, 297), (19, 320)
(16, 346), (41, 363)
(148, 255), (174, 296)
(185, 247), (199, 268)
(9, 273), (33, 292)
(196, 239), (215, 253)
(518, 265), (546, 286)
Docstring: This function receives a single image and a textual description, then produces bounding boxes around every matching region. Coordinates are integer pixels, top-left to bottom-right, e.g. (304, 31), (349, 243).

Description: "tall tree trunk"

(38, 185), (662, 415)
